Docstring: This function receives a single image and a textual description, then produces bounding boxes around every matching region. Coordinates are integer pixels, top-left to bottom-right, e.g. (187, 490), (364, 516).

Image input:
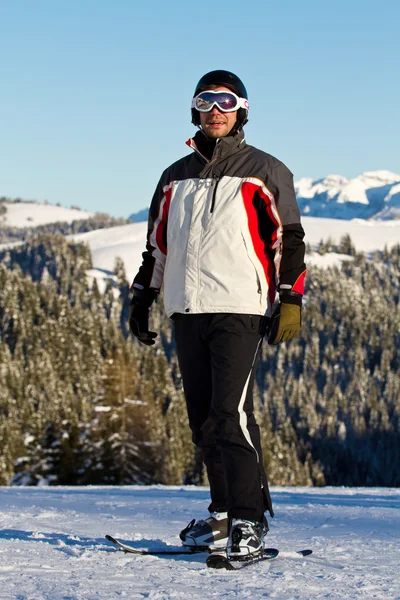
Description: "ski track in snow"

(0, 486), (399, 599)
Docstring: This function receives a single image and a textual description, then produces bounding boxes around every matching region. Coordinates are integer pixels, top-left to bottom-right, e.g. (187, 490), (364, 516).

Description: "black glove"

(129, 288), (158, 346)
(268, 292), (302, 345)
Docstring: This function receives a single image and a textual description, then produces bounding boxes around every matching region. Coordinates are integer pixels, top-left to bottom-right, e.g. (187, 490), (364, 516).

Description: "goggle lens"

(192, 90), (248, 113)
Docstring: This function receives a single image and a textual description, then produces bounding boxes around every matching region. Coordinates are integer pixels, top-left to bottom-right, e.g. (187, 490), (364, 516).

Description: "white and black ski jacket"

(133, 130), (306, 317)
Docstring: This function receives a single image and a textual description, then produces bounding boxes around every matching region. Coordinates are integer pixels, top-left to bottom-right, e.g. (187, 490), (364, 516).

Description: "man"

(129, 70), (306, 561)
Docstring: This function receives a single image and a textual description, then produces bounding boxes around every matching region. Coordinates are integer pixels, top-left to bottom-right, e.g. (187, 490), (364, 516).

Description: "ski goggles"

(191, 90), (249, 113)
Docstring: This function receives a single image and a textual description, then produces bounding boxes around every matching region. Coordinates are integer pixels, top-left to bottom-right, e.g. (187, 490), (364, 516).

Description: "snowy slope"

(1, 201), (93, 228)
(2, 212), (399, 283)
(303, 216), (400, 251)
(67, 217), (400, 286)
(0, 485), (399, 599)
(68, 223), (148, 290)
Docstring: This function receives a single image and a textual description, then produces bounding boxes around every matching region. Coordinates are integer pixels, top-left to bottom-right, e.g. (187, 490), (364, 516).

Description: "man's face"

(199, 86), (237, 138)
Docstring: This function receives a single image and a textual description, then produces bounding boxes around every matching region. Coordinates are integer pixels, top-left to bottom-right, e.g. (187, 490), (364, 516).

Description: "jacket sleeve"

(267, 163), (306, 299)
(131, 173), (173, 293)
(248, 161), (306, 305)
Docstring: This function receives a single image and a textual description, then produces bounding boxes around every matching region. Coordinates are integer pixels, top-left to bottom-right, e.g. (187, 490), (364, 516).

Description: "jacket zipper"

(210, 177), (219, 213)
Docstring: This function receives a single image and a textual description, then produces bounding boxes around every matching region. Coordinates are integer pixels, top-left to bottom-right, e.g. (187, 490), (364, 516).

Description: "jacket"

(133, 130), (306, 318)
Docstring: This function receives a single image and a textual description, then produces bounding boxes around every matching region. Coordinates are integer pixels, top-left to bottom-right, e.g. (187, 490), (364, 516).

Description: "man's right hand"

(129, 289), (158, 346)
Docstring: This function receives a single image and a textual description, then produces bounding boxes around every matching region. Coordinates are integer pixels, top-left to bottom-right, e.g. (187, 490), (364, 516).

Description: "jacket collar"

(186, 129), (246, 163)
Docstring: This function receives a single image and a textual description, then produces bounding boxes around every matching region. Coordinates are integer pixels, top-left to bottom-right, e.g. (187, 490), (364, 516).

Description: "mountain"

(295, 170), (400, 220)
(128, 207), (149, 223)
(129, 170), (400, 222)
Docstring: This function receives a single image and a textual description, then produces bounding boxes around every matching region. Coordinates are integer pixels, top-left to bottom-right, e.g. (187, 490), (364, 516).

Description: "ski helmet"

(191, 70), (249, 131)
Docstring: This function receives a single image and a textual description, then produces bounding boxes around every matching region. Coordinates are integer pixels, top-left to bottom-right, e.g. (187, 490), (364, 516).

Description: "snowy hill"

(67, 217), (400, 287)
(296, 170), (400, 220)
(1, 201), (399, 283)
(0, 485), (399, 599)
(1, 214), (399, 285)
(1, 201), (93, 228)
(68, 222), (148, 290)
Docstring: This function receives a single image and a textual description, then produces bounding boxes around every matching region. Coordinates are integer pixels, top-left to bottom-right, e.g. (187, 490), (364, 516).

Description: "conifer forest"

(0, 231), (399, 488)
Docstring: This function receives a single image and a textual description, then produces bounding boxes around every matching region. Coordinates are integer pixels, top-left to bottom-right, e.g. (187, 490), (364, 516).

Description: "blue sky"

(1, 0), (399, 217)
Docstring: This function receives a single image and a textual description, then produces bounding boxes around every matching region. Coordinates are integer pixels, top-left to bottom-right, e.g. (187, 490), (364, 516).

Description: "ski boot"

(227, 517), (268, 561)
(179, 511), (229, 551)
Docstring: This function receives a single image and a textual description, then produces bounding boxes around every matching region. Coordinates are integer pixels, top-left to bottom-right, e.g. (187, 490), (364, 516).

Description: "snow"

(295, 175), (348, 200)
(65, 217), (400, 284)
(337, 180), (369, 205)
(303, 216), (400, 252)
(360, 170), (400, 186)
(0, 485), (399, 599)
(305, 252), (353, 269)
(385, 183), (400, 201)
(1, 208), (399, 282)
(68, 223), (148, 286)
(1, 202), (93, 228)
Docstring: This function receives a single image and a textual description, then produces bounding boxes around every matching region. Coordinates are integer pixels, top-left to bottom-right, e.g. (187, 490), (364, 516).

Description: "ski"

(206, 548), (279, 570)
(105, 534), (312, 568)
(105, 534), (212, 555)
(206, 548), (312, 571)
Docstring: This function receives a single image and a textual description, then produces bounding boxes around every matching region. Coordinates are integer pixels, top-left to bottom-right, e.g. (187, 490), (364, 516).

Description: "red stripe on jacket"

(241, 181), (281, 306)
(155, 185), (173, 255)
(292, 270), (306, 295)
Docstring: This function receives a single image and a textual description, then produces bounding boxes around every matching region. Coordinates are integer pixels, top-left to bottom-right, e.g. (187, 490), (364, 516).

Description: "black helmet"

(191, 70), (249, 131)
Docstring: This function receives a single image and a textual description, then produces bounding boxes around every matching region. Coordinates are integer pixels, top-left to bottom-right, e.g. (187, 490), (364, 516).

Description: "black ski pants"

(173, 313), (273, 522)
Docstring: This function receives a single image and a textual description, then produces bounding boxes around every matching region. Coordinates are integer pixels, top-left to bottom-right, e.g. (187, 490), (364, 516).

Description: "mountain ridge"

(295, 169), (400, 220)
(129, 169), (400, 222)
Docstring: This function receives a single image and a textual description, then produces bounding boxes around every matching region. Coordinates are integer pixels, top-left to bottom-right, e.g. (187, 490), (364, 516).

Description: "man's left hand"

(129, 288), (158, 346)
(267, 303), (301, 345)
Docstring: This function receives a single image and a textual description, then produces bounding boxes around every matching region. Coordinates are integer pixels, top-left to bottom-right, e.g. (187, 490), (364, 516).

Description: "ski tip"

(206, 554), (235, 570)
(264, 548), (280, 556)
(298, 549), (313, 556)
(105, 534), (116, 543)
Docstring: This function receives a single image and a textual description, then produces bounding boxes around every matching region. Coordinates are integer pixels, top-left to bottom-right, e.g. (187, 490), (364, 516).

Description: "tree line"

(0, 234), (399, 487)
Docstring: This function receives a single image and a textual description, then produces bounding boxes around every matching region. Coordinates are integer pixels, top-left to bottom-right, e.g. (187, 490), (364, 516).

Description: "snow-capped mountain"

(296, 170), (400, 220)
(129, 170), (400, 223)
